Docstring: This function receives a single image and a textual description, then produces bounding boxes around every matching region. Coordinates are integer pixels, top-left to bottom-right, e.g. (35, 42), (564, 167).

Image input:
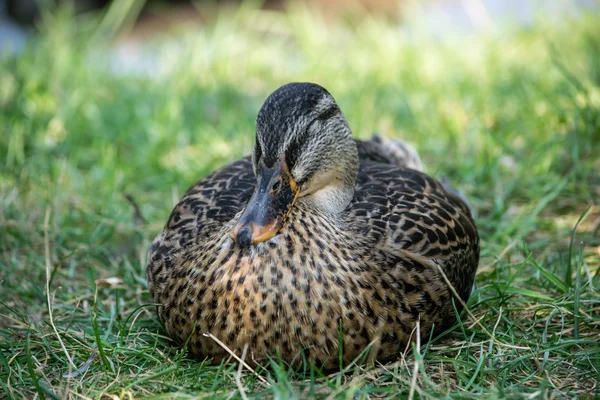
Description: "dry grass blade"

(408, 319), (421, 400)
(433, 261), (530, 350)
(479, 240), (517, 272)
(236, 344), (250, 400)
(44, 208), (76, 370)
(203, 332), (270, 387)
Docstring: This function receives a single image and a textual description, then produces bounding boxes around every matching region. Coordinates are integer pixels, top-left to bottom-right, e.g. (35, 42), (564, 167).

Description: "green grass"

(1, 1), (599, 398)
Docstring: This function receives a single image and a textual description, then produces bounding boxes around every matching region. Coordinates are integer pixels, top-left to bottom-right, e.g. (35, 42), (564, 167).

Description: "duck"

(147, 82), (479, 370)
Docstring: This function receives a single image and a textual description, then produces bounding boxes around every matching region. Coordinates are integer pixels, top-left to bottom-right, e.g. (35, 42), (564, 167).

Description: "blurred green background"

(0, 0), (599, 398)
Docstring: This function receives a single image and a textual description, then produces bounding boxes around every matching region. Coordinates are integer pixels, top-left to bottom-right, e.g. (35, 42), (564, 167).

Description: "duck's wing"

(147, 157), (255, 282)
(351, 161), (479, 302)
(175, 156), (256, 232)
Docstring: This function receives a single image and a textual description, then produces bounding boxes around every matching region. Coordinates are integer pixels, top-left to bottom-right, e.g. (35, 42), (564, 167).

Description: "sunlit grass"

(1, 1), (599, 398)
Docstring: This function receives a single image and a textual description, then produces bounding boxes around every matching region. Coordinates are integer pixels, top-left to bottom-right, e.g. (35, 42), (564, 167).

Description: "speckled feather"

(147, 137), (479, 369)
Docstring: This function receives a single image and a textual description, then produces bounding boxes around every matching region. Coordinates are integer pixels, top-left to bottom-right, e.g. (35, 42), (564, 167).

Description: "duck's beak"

(230, 159), (300, 247)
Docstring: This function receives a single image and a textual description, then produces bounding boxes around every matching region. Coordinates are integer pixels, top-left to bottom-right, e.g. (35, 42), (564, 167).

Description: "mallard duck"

(147, 82), (479, 369)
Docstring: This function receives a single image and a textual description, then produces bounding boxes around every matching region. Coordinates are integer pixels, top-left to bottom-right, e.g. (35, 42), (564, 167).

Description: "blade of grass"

(574, 243), (583, 340)
(92, 285), (115, 373)
(526, 249), (569, 293)
(494, 285), (554, 301)
(26, 332), (45, 400)
(567, 205), (592, 287)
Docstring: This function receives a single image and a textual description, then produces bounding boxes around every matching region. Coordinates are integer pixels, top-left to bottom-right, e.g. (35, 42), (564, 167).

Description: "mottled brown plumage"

(147, 82), (479, 369)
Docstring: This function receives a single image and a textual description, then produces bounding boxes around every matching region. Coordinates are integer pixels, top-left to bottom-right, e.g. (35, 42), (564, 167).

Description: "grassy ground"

(1, 2), (599, 399)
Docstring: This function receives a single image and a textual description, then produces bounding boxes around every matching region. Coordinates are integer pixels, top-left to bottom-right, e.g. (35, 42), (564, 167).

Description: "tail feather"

(440, 176), (475, 219)
(357, 135), (424, 172)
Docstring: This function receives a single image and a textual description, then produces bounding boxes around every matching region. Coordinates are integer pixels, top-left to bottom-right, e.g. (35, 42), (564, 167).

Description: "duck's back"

(351, 136), (478, 302)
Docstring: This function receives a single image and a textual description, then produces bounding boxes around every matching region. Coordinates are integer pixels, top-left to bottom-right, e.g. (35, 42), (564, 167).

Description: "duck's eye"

(271, 179), (282, 194)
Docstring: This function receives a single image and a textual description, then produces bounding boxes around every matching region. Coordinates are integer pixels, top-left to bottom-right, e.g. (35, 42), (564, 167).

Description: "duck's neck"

(298, 142), (358, 216)
(302, 184), (355, 216)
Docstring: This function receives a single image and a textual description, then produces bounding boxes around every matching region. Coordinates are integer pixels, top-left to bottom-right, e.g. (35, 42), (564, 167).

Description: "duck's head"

(231, 82), (359, 247)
